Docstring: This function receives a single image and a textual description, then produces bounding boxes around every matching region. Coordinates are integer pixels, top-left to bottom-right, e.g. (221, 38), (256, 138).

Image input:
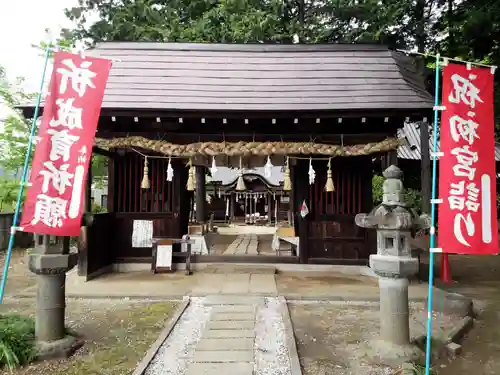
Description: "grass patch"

(0, 314), (36, 370)
(47, 302), (174, 375)
(0, 301), (177, 375)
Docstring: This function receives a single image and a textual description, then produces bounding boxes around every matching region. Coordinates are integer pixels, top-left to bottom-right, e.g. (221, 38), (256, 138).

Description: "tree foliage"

(0, 68), (35, 212)
(63, 0), (293, 45)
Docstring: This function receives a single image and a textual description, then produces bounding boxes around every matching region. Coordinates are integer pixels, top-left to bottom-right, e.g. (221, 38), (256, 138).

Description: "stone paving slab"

(196, 338), (255, 351)
(207, 320), (255, 330)
(186, 362), (254, 375)
(193, 350), (254, 362)
(204, 295), (265, 306)
(203, 328), (255, 338)
(212, 305), (256, 313)
(211, 312), (256, 321)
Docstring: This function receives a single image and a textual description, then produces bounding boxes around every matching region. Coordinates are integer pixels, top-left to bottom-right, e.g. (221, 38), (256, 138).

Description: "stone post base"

(359, 339), (424, 368)
(27, 251), (78, 361)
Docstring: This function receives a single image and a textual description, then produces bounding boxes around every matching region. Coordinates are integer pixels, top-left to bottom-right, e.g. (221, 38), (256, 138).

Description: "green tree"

(0, 67), (35, 212)
(63, 0), (293, 46)
(433, 0), (500, 135)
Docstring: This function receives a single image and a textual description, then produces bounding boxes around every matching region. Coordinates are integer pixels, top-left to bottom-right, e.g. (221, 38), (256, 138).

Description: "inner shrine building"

(21, 42), (433, 279)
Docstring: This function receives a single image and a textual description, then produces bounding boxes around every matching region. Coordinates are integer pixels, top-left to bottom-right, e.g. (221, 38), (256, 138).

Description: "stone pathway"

(145, 296), (298, 375)
(223, 234), (259, 255)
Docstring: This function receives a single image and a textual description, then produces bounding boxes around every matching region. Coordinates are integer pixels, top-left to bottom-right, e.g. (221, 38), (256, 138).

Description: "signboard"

(152, 239), (173, 273)
(438, 63), (498, 254)
(156, 244), (173, 268)
(132, 220), (153, 248)
(20, 51), (112, 236)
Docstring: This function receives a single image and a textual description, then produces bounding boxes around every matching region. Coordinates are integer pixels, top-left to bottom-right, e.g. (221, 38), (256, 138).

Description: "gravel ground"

(145, 297), (212, 375)
(254, 297), (292, 375)
(289, 301), (463, 375)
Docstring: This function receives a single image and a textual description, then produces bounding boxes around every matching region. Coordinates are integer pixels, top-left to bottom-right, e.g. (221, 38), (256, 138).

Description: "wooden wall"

(86, 152), (188, 266)
(295, 157), (375, 263)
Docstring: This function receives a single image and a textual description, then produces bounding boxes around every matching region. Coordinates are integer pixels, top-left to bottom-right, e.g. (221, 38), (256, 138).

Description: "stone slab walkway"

(191, 273), (278, 296)
(223, 234), (259, 255)
(145, 296), (299, 375)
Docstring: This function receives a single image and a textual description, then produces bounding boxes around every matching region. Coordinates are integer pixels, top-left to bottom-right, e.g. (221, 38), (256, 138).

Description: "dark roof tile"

(87, 42), (434, 112)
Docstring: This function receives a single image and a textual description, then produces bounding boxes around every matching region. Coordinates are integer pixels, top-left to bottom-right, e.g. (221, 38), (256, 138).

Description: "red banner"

(438, 63), (498, 254)
(20, 52), (112, 236)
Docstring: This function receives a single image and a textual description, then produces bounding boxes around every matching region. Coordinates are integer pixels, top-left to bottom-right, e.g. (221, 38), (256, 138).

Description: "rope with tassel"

(325, 157), (335, 192)
(95, 136), (402, 157)
(141, 156), (150, 189)
(283, 157), (291, 191)
(186, 159), (195, 191)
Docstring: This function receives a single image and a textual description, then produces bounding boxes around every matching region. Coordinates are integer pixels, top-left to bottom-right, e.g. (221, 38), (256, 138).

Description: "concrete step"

(201, 264), (276, 274)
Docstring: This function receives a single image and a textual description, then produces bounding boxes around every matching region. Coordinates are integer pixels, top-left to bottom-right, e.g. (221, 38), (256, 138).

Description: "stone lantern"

(355, 165), (430, 360)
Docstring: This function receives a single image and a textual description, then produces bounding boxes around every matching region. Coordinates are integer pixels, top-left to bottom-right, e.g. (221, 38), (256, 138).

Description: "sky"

(0, 0), (78, 92)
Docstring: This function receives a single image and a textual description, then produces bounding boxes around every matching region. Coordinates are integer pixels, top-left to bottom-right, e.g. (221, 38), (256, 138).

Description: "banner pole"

(424, 54), (442, 375)
(0, 47), (51, 304)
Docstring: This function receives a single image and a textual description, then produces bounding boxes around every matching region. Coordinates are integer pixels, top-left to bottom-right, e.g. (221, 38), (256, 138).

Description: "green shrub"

(0, 314), (36, 370)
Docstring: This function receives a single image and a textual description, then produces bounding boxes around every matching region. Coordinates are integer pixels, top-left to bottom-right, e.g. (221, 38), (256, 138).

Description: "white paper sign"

(132, 220), (153, 248)
(156, 244), (172, 268)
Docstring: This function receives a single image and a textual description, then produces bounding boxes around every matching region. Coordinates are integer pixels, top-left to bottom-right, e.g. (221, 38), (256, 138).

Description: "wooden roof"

(398, 122), (500, 161)
(88, 42), (433, 112)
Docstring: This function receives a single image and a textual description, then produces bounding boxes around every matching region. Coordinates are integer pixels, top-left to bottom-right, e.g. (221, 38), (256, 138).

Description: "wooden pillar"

(78, 154), (92, 277)
(294, 159), (309, 263)
(107, 152), (115, 212)
(268, 193), (272, 225)
(195, 166), (206, 223)
(387, 150), (398, 167)
(289, 162), (295, 226)
(230, 193), (235, 222)
(420, 121), (431, 214)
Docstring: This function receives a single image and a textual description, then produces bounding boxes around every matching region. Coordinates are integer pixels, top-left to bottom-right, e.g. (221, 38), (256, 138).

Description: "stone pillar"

(379, 277), (410, 345)
(195, 166), (206, 223)
(27, 235), (81, 360)
(355, 165), (430, 363)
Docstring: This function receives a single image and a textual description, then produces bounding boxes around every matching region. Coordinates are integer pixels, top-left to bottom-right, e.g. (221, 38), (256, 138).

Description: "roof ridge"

(92, 41), (391, 53)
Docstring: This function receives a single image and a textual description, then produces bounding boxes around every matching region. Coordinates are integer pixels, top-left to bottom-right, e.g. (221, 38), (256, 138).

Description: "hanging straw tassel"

(283, 157), (291, 191)
(325, 158), (335, 192)
(236, 157), (246, 191)
(186, 159), (195, 191)
(141, 157), (150, 189)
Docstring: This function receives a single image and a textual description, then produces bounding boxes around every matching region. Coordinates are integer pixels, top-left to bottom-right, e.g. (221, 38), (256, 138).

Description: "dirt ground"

(289, 301), (461, 375)
(0, 249), (36, 298)
(0, 298), (177, 375)
(419, 253), (500, 375)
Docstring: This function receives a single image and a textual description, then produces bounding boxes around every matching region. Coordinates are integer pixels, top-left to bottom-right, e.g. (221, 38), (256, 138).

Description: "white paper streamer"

(166, 157), (174, 181)
(308, 157), (316, 185)
(210, 156), (218, 175)
(264, 156), (273, 178)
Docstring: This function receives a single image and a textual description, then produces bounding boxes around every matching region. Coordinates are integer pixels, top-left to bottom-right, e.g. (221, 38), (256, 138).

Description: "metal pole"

(0, 47), (51, 304)
(424, 53), (442, 375)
